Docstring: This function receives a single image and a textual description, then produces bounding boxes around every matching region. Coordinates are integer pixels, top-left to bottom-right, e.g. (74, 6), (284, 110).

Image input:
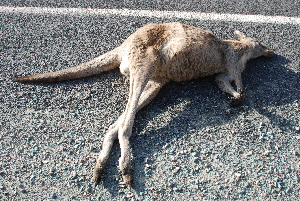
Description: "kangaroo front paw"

(230, 91), (245, 107)
(93, 165), (104, 186)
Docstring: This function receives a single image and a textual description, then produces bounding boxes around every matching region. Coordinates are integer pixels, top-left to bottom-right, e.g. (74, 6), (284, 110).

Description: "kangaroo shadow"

(100, 54), (298, 194)
(243, 54), (299, 129)
(26, 54), (296, 195)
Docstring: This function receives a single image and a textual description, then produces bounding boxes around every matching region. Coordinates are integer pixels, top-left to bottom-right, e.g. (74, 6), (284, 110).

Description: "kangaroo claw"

(93, 166), (104, 186)
(230, 91), (245, 107)
(120, 168), (133, 185)
(122, 174), (133, 185)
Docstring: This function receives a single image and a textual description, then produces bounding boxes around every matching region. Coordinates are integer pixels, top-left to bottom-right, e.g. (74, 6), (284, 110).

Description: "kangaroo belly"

(157, 45), (226, 82)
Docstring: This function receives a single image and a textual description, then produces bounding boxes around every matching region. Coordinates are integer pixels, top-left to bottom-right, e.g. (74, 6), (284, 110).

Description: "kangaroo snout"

(265, 48), (274, 57)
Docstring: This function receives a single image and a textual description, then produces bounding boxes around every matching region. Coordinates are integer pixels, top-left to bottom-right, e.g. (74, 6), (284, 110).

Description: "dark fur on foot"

(230, 91), (245, 107)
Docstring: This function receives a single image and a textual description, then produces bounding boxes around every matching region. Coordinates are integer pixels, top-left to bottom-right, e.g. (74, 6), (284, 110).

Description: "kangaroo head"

(234, 30), (274, 58)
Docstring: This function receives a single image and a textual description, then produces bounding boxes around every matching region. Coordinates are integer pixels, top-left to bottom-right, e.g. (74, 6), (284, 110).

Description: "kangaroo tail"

(12, 49), (121, 83)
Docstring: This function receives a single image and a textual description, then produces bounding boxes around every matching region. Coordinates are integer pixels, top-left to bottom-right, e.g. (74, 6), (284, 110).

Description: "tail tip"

(11, 76), (32, 83)
(11, 77), (23, 82)
(11, 77), (20, 82)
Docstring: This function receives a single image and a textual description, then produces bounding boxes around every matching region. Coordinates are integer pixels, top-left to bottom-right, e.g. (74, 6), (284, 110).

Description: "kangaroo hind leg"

(93, 77), (169, 185)
(117, 47), (160, 185)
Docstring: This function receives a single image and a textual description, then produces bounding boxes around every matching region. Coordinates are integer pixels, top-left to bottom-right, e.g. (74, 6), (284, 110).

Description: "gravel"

(0, 9), (299, 201)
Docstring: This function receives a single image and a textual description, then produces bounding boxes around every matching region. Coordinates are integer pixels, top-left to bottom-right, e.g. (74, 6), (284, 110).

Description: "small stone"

(126, 194), (133, 198)
(174, 167), (180, 173)
(238, 189), (246, 194)
(78, 158), (85, 164)
(192, 157), (199, 164)
(70, 171), (77, 179)
(263, 150), (270, 156)
(295, 175), (300, 182)
(51, 193), (58, 199)
(235, 173), (242, 179)
(21, 189), (27, 194)
(86, 186), (93, 194)
(292, 150), (299, 156)
(191, 152), (197, 156)
(285, 188), (291, 194)
(49, 168), (56, 176)
(205, 168), (211, 173)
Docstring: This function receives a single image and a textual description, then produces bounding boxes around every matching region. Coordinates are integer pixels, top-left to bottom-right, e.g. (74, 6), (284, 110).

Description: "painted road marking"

(0, 6), (300, 25)
(0, 6), (299, 25)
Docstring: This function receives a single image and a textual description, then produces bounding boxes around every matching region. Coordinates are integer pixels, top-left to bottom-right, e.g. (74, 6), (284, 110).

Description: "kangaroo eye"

(254, 40), (259, 44)
(255, 41), (262, 46)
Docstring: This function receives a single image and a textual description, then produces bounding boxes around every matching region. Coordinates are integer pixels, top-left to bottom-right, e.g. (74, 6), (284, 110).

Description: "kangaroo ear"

(234, 30), (246, 40)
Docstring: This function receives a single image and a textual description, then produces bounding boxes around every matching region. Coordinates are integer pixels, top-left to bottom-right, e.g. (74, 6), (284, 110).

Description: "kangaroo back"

(12, 49), (121, 83)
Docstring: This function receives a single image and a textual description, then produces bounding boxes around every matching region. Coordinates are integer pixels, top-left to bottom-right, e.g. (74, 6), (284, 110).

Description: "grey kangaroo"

(12, 22), (274, 185)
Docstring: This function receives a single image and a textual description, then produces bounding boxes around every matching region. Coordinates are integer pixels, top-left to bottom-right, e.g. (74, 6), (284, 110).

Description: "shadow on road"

(98, 53), (299, 194)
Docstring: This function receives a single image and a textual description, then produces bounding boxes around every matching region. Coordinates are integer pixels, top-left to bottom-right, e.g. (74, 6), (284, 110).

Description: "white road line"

(0, 6), (299, 25)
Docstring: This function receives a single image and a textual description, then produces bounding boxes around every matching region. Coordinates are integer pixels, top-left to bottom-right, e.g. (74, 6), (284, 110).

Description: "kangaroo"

(12, 22), (274, 185)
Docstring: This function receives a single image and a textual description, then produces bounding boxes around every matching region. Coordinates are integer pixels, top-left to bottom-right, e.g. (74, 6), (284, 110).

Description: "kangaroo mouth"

(265, 49), (274, 57)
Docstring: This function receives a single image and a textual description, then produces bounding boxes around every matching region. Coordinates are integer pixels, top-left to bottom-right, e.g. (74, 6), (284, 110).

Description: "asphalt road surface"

(1, 0), (299, 17)
(0, 1), (299, 200)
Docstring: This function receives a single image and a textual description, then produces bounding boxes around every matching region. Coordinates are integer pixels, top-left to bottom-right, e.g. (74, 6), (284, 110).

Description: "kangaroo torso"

(119, 22), (228, 82)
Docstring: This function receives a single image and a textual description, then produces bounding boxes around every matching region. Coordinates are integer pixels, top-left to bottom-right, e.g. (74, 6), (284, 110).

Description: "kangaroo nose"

(266, 49), (274, 57)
